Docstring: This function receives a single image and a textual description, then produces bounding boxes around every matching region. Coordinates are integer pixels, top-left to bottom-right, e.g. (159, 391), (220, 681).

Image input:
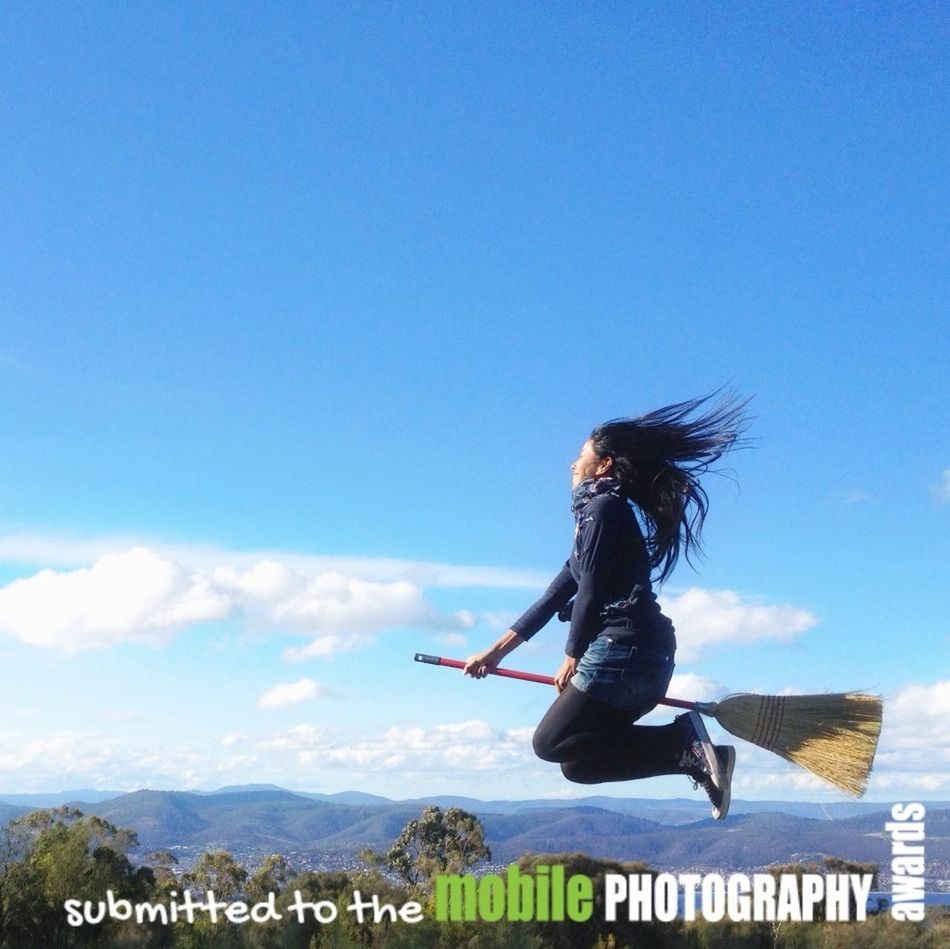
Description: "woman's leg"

(532, 683), (688, 783)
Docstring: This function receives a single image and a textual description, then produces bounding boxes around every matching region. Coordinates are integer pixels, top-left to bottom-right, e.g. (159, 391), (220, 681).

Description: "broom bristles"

(713, 692), (883, 797)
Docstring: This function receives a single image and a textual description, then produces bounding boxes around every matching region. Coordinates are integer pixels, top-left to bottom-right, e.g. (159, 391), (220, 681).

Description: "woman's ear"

(597, 455), (614, 476)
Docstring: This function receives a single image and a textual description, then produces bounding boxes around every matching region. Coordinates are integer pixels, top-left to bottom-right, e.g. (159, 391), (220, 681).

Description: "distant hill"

(485, 808), (950, 869)
(0, 789), (126, 807)
(3, 786), (945, 824)
(202, 784), (289, 795)
(3, 787), (946, 880)
(0, 802), (30, 825)
(81, 789), (423, 853)
(4, 787), (932, 879)
(394, 794), (922, 824)
(295, 790), (396, 807)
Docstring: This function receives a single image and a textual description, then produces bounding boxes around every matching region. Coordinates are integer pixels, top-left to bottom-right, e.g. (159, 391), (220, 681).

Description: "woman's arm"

(552, 655), (579, 692)
(463, 563), (577, 679)
(509, 562), (577, 639)
(463, 628), (525, 678)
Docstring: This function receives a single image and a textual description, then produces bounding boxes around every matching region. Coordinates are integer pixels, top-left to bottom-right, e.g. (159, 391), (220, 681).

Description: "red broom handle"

(413, 653), (697, 711)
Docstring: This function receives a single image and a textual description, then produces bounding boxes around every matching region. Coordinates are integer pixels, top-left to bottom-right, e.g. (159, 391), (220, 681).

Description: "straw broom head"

(708, 692), (883, 797)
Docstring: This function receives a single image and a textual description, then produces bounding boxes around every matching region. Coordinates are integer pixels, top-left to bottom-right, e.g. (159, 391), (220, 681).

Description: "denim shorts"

(570, 634), (675, 714)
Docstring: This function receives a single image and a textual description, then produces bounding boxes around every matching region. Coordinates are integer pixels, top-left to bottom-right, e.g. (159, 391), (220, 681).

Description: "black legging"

(532, 683), (695, 784)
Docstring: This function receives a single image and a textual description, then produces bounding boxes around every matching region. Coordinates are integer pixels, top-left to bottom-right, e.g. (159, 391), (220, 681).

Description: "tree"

(145, 849), (179, 877)
(182, 849), (248, 902)
(362, 806), (490, 888)
(172, 849), (248, 948)
(273, 870), (357, 949)
(0, 807), (151, 948)
(246, 853), (293, 904)
(517, 852), (679, 949)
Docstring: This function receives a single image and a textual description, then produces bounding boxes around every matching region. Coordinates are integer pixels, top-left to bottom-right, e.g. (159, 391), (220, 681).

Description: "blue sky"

(0, 2), (947, 804)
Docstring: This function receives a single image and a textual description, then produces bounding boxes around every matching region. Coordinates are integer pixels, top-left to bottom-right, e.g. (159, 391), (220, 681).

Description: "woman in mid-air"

(464, 393), (750, 819)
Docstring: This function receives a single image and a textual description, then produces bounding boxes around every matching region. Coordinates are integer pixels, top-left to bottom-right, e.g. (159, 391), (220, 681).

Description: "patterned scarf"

(571, 476), (623, 519)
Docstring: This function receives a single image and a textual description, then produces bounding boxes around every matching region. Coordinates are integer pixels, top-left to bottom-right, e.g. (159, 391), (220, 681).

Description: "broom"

(413, 653), (882, 797)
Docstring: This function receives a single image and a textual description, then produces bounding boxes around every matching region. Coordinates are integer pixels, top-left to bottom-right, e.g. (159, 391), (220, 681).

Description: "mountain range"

(1, 786), (946, 880)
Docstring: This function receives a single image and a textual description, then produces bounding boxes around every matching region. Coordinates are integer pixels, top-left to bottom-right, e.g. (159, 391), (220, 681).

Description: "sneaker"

(703, 746), (735, 820)
(675, 712), (735, 820)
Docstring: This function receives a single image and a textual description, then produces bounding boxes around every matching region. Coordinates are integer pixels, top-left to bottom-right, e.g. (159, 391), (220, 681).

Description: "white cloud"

(842, 487), (873, 504)
(0, 722), (820, 797)
(0, 731), (251, 791)
(933, 468), (950, 504)
(482, 611), (519, 630)
(660, 587), (817, 662)
(871, 772), (950, 793)
(213, 564), (478, 665)
(282, 635), (375, 663)
(667, 672), (721, 704)
(733, 768), (833, 795)
(99, 708), (145, 724)
(256, 719), (534, 774)
(0, 547), (476, 655)
(432, 632), (468, 648)
(3, 681), (947, 800)
(257, 679), (325, 709)
(872, 680), (950, 782)
(0, 734), (116, 774)
(0, 547), (231, 653)
(0, 534), (818, 667)
(0, 532), (550, 589)
(887, 679), (950, 722)
(638, 673), (723, 723)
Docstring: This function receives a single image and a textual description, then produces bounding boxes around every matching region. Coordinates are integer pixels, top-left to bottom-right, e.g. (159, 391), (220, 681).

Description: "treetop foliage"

(1, 805), (946, 948)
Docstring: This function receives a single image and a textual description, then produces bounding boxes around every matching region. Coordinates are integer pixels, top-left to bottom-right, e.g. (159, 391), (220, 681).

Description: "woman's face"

(571, 439), (612, 489)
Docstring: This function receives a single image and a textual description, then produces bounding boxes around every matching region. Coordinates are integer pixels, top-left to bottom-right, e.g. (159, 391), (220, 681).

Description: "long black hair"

(589, 390), (752, 584)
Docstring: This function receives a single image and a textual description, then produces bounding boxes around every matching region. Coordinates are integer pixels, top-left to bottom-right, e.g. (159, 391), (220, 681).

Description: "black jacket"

(510, 493), (675, 658)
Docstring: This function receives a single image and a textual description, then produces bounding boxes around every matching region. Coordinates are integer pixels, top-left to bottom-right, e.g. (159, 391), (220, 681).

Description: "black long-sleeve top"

(510, 493), (675, 658)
